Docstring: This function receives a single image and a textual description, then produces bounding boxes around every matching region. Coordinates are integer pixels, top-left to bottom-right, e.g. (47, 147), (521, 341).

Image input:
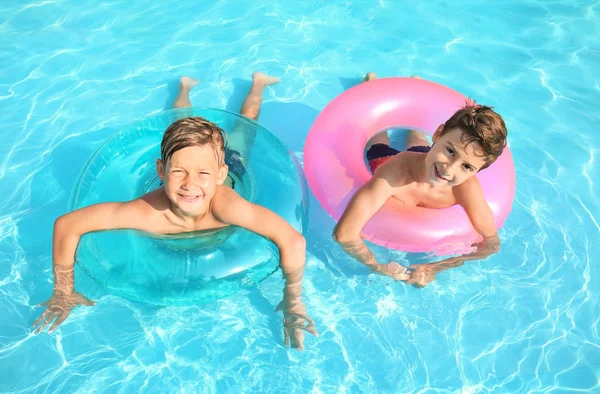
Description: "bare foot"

(180, 76), (199, 90)
(252, 72), (280, 87)
(363, 72), (377, 82)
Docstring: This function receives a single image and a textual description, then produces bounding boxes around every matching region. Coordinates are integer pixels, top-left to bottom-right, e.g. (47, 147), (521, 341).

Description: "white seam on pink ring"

(303, 77), (516, 255)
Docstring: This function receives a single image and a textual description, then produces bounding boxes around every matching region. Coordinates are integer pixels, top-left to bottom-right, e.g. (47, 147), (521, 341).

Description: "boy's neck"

(166, 197), (212, 229)
(408, 153), (453, 191)
(408, 153), (430, 184)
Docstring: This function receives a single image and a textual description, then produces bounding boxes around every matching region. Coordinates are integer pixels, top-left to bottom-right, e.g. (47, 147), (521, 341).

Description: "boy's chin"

(427, 172), (448, 187)
(428, 179), (446, 188)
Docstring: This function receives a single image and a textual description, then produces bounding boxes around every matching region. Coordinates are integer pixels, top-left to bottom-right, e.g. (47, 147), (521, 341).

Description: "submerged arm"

(34, 200), (151, 332)
(424, 233), (501, 274)
(333, 163), (410, 280)
(213, 187), (318, 350)
(407, 178), (502, 287)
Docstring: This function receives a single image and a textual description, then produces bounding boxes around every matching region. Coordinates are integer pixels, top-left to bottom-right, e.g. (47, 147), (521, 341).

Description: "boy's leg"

(173, 77), (199, 108)
(239, 72), (280, 120)
(222, 72), (279, 189)
(228, 72), (279, 158)
(405, 129), (431, 149)
(363, 72), (377, 82)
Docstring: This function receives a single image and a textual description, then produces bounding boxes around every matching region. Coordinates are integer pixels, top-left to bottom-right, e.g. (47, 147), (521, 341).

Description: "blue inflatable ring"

(69, 108), (308, 306)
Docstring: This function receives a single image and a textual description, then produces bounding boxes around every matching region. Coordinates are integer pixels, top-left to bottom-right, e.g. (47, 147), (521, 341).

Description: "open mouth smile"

(434, 165), (450, 182)
(178, 194), (202, 202)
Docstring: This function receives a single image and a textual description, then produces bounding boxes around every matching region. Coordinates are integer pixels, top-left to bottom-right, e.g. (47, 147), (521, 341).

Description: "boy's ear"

(156, 159), (165, 180)
(216, 164), (229, 185)
(431, 124), (444, 142)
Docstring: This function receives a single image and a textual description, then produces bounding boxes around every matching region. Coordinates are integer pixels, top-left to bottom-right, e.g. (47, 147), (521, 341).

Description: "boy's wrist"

(52, 264), (75, 294)
(364, 256), (381, 270)
(282, 282), (302, 302)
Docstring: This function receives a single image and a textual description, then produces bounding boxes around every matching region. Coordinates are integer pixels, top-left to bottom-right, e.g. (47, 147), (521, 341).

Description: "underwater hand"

(33, 291), (95, 334)
(275, 299), (319, 351)
(373, 262), (411, 281)
(405, 264), (436, 288)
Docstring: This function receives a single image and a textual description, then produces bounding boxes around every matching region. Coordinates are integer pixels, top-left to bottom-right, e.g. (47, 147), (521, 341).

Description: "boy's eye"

(446, 147), (455, 156)
(172, 170), (184, 174)
(200, 172), (210, 175)
(463, 164), (474, 172)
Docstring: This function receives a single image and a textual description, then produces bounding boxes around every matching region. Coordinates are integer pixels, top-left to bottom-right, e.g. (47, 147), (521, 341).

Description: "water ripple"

(1, 0), (600, 392)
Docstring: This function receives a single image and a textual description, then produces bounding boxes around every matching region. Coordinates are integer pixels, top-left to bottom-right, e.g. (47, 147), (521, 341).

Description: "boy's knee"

(242, 112), (258, 121)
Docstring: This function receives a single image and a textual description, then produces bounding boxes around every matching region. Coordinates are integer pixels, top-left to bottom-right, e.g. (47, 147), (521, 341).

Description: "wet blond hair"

(160, 116), (228, 166)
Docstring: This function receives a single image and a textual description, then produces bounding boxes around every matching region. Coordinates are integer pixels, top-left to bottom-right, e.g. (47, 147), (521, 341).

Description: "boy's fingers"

(49, 313), (69, 333)
(283, 328), (290, 347)
(34, 314), (56, 334)
(32, 310), (50, 328)
(305, 325), (319, 337)
(290, 329), (304, 350)
(298, 315), (318, 337)
(82, 297), (96, 306)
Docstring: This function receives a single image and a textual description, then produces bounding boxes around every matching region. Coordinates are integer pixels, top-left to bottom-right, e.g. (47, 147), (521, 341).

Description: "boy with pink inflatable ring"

(304, 73), (514, 288)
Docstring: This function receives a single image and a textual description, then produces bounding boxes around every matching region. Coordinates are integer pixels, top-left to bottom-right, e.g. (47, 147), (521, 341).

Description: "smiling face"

(156, 117), (228, 217)
(425, 126), (488, 187)
(157, 145), (228, 217)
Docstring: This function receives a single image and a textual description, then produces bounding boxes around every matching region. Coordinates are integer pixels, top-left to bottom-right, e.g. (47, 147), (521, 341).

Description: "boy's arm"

(53, 200), (154, 272)
(34, 200), (153, 333)
(212, 187), (318, 350)
(332, 163), (410, 279)
(454, 177), (501, 257)
(407, 179), (501, 287)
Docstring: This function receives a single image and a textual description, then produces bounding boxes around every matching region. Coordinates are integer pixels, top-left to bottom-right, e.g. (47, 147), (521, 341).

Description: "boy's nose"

(446, 161), (461, 174)
(181, 175), (200, 189)
(181, 176), (192, 189)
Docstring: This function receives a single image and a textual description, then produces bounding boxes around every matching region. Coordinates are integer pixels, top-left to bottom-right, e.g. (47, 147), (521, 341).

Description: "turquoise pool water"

(1, 1), (599, 392)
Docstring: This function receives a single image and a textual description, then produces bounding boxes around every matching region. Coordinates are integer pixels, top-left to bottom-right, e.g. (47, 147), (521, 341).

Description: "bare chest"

(156, 210), (228, 235)
(392, 183), (456, 208)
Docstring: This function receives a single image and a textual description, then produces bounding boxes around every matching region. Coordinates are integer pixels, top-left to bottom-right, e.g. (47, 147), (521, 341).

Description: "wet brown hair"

(441, 102), (508, 170)
(160, 116), (228, 166)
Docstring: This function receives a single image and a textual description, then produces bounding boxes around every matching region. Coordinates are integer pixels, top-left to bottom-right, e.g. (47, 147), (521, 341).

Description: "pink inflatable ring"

(304, 77), (515, 254)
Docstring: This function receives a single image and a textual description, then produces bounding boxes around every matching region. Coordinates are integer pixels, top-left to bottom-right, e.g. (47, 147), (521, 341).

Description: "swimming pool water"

(1, 1), (599, 392)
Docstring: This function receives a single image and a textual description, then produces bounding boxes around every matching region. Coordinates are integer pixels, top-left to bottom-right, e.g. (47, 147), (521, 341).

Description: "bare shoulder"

(138, 188), (171, 214)
(453, 176), (486, 205)
(125, 189), (172, 229)
(211, 185), (247, 222)
(373, 153), (413, 188)
(212, 185), (243, 206)
(453, 176), (497, 237)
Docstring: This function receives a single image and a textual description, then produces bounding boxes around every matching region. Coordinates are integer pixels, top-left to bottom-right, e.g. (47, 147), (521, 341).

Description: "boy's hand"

(214, 188), (318, 350)
(405, 264), (437, 288)
(275, 299), (318, 351)
(33, 291), (95, 334)
(373, 262), (411, 281)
